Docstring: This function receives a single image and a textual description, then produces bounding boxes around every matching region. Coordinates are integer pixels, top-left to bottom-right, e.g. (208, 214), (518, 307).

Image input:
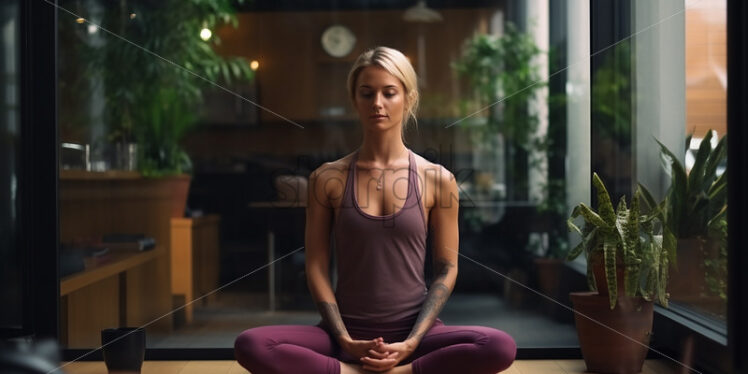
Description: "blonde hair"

(347, 46), (419, 138)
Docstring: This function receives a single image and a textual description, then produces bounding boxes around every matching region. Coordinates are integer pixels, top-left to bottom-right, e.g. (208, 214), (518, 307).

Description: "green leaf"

(655, 139), (688, 236)
(702, 134), (727, 191)
(230, 60), (240, 78)
(604, 235), (619, 309)
(586, 251), (597, 292)
(220, 62), (230, 84)
(567, 225), (598, 261)
(707, 205), (727, 229)
(578, 203), (610, 229)
(687, 130), (713, 194)
(567, 218), (583, 236)
(708, 171), (727, 202)
(592, 173), (616, 225)
(638, 183), (658, 211)
(628, 191), (641, 245)
(658, 238), (670, 307)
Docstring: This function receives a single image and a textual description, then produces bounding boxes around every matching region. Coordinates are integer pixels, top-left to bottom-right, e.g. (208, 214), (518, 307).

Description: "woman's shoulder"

(308, 152), (355, 183)
(411, 152), (455, 186)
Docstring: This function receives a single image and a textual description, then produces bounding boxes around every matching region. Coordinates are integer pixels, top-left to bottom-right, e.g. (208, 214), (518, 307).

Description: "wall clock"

(321, 25), (356, 58)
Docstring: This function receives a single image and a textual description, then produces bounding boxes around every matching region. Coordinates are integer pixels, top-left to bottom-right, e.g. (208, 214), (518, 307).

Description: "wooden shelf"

(59, 169), (143, 181)
(60, 247), (163, 296)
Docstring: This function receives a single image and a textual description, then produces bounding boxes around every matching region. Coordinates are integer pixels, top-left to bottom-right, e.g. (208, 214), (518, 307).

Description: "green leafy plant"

(641, 131), (727, 251)
(133, 87), (196, 177)
(640, 130), (728, 299)
(567, 173), (669, 309)
(452, 23), (543, 147)
(591, 40), (633, 141)
(76, 0), (254, 176)
(452, 22), (544, 202)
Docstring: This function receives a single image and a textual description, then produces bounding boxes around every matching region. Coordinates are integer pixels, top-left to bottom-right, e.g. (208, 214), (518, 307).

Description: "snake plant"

(567, 173), (669, 309)
(639, 130), (727, 299)
(640, 130), (727, 261)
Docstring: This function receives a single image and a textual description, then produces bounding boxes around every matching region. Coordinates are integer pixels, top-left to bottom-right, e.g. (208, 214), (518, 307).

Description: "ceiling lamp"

(403, 0), (443, 23)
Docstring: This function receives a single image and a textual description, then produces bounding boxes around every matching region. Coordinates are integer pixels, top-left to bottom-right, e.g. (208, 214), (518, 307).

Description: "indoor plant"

(452, 23), (544, 306)
(73, 0), (255, 216)
(566, 173), (669, 374)
(640, 130), (727, 306)
(71, 0), (254, 172)
(453, 22), (543, 202)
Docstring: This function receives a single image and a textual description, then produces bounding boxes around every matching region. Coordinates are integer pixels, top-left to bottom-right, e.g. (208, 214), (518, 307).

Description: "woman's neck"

(358, 133), (408, 166)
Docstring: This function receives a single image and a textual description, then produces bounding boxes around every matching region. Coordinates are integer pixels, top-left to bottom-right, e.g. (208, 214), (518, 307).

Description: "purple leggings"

(234, 316), (516, 374)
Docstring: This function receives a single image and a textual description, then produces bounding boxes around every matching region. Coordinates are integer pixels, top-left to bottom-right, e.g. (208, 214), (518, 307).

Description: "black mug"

(101, 327), (145, 373)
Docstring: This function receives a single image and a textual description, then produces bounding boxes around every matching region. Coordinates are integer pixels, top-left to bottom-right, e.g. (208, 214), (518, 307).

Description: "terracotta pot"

(590, 251), (625, 297)
(169, 175), (192, 218)
(570, 291), (653, 374)
(668, 238), (706, 301)
(669, 237), (726, 316)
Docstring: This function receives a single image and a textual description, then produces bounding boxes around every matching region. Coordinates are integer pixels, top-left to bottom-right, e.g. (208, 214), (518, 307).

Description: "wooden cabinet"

(170, 215), (221, 325)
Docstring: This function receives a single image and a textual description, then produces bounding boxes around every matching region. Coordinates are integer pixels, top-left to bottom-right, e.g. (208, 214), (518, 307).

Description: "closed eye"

(360, 92), (396, 98)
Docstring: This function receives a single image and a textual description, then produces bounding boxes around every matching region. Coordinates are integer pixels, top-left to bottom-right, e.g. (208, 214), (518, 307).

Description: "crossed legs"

(234, 322), (516, 374)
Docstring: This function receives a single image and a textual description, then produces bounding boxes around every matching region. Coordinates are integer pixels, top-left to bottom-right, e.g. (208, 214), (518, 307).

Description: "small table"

(248, 201), (306, 311)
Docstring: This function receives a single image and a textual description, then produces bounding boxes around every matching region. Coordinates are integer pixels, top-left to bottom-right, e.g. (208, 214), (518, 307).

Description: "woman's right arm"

(305, 165), (352, 345)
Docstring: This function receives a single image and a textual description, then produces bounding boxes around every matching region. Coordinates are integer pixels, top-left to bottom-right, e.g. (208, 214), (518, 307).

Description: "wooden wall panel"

(685, 3), (727, 137)
(214, 8), (496, 122)
(184, 8), (497, 160)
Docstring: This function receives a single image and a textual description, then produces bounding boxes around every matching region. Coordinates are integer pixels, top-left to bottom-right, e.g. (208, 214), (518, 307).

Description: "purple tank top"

(333, 148), (429, 323)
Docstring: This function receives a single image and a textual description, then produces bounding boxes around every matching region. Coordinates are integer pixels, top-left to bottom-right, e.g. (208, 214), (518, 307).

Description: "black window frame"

(726, 0), (748, 371)
(9, 0), (60, 342)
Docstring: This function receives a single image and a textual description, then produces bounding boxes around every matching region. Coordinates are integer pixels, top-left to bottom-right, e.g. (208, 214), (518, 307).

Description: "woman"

(235, 46), (516, 374)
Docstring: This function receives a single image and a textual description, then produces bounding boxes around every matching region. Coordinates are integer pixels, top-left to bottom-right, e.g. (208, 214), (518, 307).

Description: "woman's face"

(353, 66), (407, 132)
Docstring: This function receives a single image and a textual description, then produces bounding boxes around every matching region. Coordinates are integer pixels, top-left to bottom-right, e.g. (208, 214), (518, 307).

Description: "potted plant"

(566, 173), (669, 374)
(70, 0), (254, 216)
(453, 22), (544, 202)
(453, 23), (545, 308)
(640, 130), (727, 308)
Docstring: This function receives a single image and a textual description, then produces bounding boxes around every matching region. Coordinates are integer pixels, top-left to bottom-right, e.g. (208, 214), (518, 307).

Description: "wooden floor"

(61, 359), (680, 373)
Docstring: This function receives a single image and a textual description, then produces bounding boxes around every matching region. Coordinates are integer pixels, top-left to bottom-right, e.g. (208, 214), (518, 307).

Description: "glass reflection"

(57, 0), (589, 350)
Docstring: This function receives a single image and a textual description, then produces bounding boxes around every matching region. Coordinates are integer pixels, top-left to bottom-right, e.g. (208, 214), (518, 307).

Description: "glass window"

(58, 0), (731, 358)
(633, 0), (727, 324)
(57, 0), (592, 351)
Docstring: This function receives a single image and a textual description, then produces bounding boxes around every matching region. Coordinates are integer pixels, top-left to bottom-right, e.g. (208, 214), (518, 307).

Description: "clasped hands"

(341, 336), (418, 372)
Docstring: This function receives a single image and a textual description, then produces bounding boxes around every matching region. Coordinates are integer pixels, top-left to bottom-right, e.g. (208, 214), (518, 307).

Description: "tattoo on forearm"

(408, 259), (455, 342)
(316, 302), (348, 338)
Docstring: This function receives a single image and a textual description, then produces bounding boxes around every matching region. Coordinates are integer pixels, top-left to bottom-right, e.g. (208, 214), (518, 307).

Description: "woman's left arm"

(406, 165), (460, 347)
